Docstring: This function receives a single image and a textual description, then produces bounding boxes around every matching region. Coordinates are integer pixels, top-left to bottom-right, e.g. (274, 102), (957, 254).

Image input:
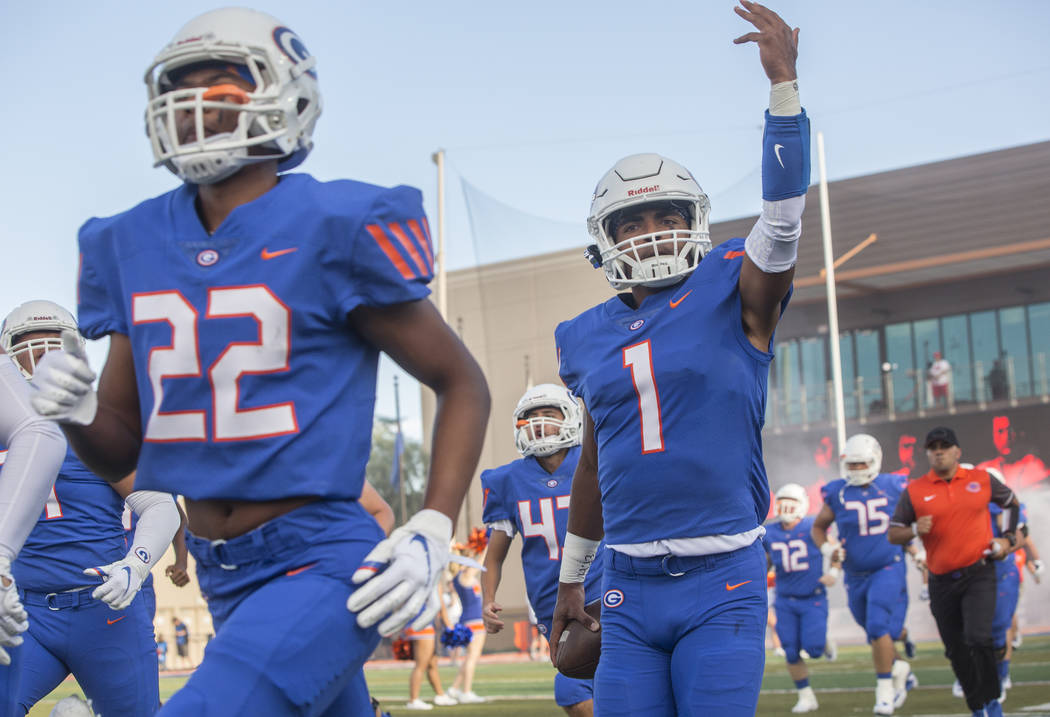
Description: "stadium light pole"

(431, 149), (448, 320)
(817, 131), (847, 454)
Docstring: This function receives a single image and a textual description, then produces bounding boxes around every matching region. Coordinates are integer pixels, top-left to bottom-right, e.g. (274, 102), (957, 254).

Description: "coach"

(888, 426), (1019, 717)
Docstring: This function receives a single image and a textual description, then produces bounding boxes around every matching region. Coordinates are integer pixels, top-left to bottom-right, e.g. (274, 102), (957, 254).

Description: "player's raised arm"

(733, 1), (809, 351)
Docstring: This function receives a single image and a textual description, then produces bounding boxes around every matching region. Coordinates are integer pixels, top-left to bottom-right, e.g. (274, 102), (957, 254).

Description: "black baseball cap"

(924, 426), (959, 448)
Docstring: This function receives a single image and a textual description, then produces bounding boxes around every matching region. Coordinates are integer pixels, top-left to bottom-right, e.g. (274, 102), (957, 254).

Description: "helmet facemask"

(774, 483), (808, 524)
(512, 384), (582, 458)
(145, 10), (322, 185)
(1, 300), (81, 379)
(587, 154), (712, 290)
(840, 434), (883, 486)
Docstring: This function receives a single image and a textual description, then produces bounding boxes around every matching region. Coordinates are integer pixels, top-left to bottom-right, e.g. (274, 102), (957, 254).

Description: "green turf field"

(28, 636), (1050, 715)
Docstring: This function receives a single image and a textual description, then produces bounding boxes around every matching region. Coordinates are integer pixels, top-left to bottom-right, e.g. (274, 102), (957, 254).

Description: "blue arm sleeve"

(762, 109), (811, 201)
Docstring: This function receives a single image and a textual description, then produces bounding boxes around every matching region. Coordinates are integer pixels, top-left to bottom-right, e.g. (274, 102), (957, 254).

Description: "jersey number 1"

(623, 340), (664, 453)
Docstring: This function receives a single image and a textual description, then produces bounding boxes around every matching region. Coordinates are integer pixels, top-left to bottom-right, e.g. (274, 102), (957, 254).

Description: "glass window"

(854, 330), (883, 417)
(913, 318), (940, 411)
(800, 337), (828, 423)
(1029, 302), (1050, 397)
(999, 307), (1031, 398)
(970, 311), (998, 402)
(885, 322), (916, 413)
(941, 314), (972, 403)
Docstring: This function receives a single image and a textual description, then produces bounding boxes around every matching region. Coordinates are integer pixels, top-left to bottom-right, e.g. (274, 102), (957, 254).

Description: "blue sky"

(2, 1), (1048, 439)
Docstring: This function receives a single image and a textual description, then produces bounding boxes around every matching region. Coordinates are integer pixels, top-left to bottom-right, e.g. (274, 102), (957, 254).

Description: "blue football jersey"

(481, 446), (604, 631)
(821, 473), (907, 573)
(8, 447), (126, 592)
(990, 501), (1026, 580)
(556, 238), (787, 545)
(77, 174), (433, 501)
(762, 516), (825, 597)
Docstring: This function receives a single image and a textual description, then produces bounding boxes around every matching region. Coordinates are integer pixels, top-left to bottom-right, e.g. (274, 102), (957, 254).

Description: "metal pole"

(431, 149), (448, 321)
(393, 375), (407, 525)
(817, 132), (847, 454)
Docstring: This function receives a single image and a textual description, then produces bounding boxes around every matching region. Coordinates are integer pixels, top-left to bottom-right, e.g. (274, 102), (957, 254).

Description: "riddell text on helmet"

(627, 185), (660, 196)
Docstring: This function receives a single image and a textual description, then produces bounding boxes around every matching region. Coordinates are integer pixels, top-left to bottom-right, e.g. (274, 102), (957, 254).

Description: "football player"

(762, 483), (840, 713)
(550, 4), (808, 713)
(0, 300), (181, 716)
(812, 434), (917, 715)
(981, 466), (1026, 704)
(28, 8), (489, 715)
(482, 383), (603, 716)
(0, 322), (67, 690)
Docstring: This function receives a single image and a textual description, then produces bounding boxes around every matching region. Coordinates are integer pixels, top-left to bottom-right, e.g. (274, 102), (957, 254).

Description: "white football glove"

(346, 509), (452, 637)
(1031, 559), (1045, 584)
(0, 559), (28, 666)
(910, 547), (927, 571)
(84, 554), (151, 610)
(30, 331), (97, 426)
(919, 585), (929, 601)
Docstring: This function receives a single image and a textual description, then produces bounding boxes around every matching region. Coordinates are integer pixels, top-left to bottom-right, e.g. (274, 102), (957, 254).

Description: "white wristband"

(826, 566), (842, 581)
(559, 532), (600, 584)
(912, 523), (919, 538)
(769, 80), (801, 116)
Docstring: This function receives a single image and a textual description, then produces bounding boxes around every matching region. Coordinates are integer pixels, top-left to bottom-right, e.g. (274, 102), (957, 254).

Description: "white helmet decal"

(144, 8), (322, 184)
(840, 433), (882, 486)
(774, 482), (809, 524)
(586, 153), (712, 290)
(513, 384), (582, 457)
(1, 300), (82, 378)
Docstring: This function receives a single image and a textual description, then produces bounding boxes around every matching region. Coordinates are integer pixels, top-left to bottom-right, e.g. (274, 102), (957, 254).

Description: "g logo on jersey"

(134, 547), (151, 564)
(603, 589), (625, 609)
(196, 249), (219, 266)
(546, 479), (559, 488)
(629, 319), (645, 331)
(273, 27), (317, 77)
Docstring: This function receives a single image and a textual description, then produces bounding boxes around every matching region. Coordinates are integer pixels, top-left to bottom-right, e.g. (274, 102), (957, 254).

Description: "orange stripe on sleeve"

(406, 219), (435, 270)
(365, 224), (415, 280)
(421, 218), (435, 264)
(724, 250), (746, 260)
(387, 222), (429, 276)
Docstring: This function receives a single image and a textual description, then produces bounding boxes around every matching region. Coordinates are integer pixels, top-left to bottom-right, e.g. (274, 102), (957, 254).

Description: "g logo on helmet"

(602, 589), (625, 609)
(273, 27), (317, 77)
(135, 547), (151, 564)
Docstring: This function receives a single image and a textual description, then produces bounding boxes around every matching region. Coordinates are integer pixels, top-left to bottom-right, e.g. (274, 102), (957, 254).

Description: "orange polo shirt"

(904, 466), (998, 575)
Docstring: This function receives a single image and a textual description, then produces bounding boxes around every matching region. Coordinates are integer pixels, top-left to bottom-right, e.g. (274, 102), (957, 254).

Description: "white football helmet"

(775, 483), (809, 524)
(1, 300), (82, 378)
(587, 153), (712, 290)
(145, 8), (322, 184)
(513, 384), (582, 457)
(841, 434), (882, 486)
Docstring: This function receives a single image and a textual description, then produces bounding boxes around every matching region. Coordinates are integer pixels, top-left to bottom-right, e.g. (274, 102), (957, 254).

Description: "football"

(554, 600), (602, 679)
